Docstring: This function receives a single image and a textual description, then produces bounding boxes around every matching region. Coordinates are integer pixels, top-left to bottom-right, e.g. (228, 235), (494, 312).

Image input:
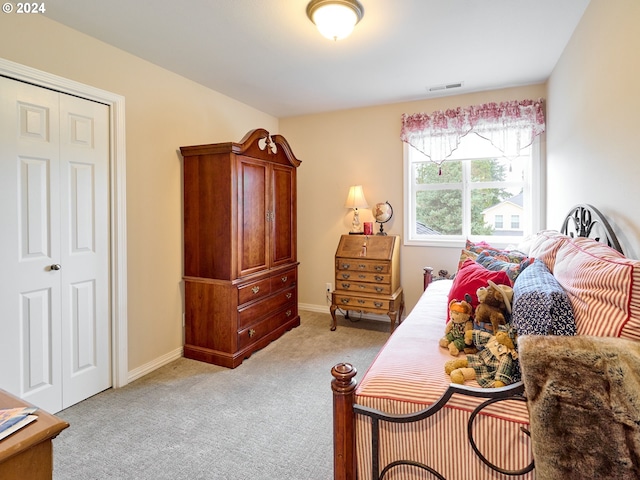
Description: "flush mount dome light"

(306, 0), (364, 41)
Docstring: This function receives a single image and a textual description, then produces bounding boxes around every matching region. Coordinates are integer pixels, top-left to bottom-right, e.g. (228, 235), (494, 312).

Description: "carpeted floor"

(53, 311), (389, 479)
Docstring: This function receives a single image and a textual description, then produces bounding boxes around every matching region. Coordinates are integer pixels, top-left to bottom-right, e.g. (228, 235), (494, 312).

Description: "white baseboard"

(298, 302), (331, 313)
(127, 347), (183, 383)
(299, 302), (391, 322)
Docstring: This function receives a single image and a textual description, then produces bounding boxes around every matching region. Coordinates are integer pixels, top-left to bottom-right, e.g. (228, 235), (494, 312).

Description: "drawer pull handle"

(358, 285), (366, 289)
(286, 310), (292, 317)
(251, 286), (260, 294)
(374, 275), (384, 282)
(341, 273), (350, 279)
(375, 287), (383, 293)
(341, 283), (350, 289)
(248, 328), (256, 338)
(357, 299), (365, 304)
(341, 263), (350, 269)
(374, 302), (383, 308)
(286, 292), (292, 299)
(341, 298), (351, 304)
(375, 265), (384, 272)
(358, 264), (366, 269)
(281, 276), (288, 283)
(358, 274), (366, 279)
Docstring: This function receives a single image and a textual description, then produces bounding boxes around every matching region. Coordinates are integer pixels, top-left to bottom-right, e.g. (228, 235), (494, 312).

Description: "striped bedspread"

(354, 279), (534, 480)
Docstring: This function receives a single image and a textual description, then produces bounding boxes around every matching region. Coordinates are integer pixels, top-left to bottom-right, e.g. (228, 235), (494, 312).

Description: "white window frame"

(403, 135), (543, 248)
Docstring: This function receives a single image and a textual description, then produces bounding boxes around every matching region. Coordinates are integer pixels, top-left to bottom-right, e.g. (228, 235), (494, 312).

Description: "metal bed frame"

(332, 204), (624, 480)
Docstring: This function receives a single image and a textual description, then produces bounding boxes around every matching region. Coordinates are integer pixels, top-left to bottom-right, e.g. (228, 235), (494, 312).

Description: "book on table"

(0, 406), (38, 441)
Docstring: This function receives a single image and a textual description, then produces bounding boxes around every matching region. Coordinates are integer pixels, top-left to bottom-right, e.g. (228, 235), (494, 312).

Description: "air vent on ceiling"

(428, 82), (464, 92)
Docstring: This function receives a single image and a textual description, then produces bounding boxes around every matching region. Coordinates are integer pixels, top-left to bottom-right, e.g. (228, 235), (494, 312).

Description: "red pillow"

(447, 259), (511, 322)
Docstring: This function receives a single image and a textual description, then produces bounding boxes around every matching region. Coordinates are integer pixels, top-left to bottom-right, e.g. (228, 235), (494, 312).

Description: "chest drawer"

(336, 258), (390, 274)
(335, 281), (391, 295)
(336, 271), (390, 284)
(333, 293), (390, 312)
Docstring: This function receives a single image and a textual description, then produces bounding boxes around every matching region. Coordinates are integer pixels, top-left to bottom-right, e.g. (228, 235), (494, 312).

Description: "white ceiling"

(46, 0), (590, 118)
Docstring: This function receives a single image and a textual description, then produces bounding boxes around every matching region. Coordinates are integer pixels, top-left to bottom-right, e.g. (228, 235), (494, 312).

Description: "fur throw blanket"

(519, 335), (640, 480)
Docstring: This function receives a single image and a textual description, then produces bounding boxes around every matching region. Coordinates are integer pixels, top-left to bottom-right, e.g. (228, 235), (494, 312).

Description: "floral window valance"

(401, 99), (546, 166)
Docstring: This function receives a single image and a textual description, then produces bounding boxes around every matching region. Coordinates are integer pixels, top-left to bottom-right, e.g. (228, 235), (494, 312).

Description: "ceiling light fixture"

(306, 0), (364, 41)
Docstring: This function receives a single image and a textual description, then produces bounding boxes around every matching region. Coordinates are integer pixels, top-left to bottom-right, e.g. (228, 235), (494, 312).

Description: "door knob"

(50, 264), (62, 271)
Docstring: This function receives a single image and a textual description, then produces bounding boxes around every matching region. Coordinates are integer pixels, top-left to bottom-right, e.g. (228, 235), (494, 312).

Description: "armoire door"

(237, 156), (269, 277)
(0, 76), (111, 414)
(271, 164), (296, 267)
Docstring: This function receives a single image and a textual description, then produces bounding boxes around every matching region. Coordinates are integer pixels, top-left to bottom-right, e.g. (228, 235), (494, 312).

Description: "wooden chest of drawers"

(330, 235), (404, 332)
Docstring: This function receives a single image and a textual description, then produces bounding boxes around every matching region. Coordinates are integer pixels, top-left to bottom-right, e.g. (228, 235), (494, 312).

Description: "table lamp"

(344, 185), (369, 234)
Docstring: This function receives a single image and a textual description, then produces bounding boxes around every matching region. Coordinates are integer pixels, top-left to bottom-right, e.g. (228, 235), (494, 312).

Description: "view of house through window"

(404, 133), (540, 246)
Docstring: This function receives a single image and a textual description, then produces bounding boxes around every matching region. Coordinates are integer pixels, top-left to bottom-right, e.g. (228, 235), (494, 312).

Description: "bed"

(331, 204), (637, 480)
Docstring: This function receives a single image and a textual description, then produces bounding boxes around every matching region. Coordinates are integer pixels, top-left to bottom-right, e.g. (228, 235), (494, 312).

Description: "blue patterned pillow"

(475, 251), (534, 283)
(511, 260), (576, 336)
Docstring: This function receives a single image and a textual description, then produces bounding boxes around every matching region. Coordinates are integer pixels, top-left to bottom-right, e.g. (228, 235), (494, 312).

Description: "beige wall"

(1, 0), (638, 377)
(546, 0), (640, 258)
(285, 0), (640, 317)
(280, 84), (545, 315)
(0, 14), (278, 374)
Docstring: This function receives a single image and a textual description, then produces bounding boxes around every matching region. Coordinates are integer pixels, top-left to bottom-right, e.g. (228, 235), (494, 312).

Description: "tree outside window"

(405, 134), (539, 246)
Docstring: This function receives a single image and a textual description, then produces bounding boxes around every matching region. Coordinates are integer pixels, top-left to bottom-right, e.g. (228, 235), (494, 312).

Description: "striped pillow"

(528, 230), (570, 272)
(553, 238), (640, 340)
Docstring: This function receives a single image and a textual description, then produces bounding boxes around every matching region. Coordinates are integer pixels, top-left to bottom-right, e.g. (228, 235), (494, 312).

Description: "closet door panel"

(59, 93), (110, 410)
(0, 76), (63, 411)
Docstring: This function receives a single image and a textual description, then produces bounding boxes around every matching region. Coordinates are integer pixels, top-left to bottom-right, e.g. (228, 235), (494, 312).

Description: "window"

(404, 133), (542, 247)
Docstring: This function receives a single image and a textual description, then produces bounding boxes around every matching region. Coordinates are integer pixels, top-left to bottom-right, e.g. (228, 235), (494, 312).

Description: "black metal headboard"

(560, 204), (623, 254)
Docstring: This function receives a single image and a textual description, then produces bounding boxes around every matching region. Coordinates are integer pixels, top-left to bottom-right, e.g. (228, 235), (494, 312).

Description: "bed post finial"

(332, 363), (358, 480)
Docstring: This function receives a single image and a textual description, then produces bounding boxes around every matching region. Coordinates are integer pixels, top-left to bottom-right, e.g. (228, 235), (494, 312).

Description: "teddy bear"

(439, 297), (476, 356)
(474, 280), (513, 333)
(444, 328), (519, 388)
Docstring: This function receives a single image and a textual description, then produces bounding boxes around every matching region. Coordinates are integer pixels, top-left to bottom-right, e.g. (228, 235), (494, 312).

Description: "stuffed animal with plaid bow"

(444, 327), (519, 388)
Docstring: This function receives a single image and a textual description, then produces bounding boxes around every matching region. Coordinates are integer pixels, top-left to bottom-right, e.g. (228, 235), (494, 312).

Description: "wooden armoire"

(180, 129), (301, 368)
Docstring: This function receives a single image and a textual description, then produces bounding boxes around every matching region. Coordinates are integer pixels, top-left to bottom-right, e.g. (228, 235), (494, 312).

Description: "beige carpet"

(53, 311), (389, 480)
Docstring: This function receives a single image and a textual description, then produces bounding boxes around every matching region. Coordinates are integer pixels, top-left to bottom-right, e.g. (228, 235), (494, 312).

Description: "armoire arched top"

(179, 128), (302, 168)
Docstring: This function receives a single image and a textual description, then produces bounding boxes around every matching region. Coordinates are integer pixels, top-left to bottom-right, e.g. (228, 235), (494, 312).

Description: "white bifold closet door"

(0, 75), (111, 414)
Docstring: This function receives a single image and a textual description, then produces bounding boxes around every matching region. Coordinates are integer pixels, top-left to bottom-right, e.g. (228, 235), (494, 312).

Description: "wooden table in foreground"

(0, 389), (69, 480)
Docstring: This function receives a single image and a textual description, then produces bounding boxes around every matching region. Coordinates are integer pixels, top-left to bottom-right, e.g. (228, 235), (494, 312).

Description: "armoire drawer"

(237, 305), (298, 350)
(238, 277), (272, 305)
(238, 286), (296, 329)
(271, 304), (297, 329)
(237, 315), (272, 350)
(270, 267), (297, 292)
